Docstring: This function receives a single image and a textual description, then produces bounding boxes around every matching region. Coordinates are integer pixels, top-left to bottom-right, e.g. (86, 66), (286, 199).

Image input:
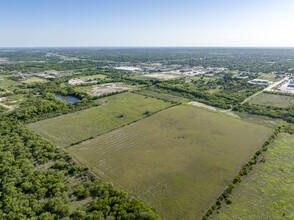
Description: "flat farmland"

(69, 106), (272, 219)
(28, 93), (172, 147)
(212, 133), (294, 219)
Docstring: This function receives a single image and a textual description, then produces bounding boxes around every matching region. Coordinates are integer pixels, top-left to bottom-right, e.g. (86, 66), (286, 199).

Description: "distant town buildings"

(287, 81), (294, 88)
(114, 66), (142, 72)
(236, 76), (249, 79)
(248, 79), (271, 85)
(203, 73), (214, 77)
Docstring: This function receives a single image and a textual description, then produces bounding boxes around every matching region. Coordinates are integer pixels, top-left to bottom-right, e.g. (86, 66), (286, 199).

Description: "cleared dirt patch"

(69, 74), (106, 85)
(0, 97), (17, 111)
(86, 83), (133, 96)
(69, 78), (99, 85)
(188, 101), (217, 111)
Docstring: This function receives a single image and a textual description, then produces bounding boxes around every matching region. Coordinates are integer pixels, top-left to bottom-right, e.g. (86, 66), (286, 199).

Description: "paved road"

(188, 77), (289, 114)
(241, 77), (289, 104)
(264, 77), (289, 91)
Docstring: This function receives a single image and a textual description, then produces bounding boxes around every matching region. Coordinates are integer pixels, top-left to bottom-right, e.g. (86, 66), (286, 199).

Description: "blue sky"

(1, 0), (294, 47)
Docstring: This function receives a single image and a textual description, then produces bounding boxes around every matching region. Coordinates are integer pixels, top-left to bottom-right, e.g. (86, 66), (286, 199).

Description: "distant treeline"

(3, 48), (294, 73)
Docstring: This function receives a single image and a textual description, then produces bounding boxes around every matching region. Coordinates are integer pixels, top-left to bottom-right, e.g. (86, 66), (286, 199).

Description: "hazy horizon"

(1, 0), (294, 47)
(2, 46), (294, 49)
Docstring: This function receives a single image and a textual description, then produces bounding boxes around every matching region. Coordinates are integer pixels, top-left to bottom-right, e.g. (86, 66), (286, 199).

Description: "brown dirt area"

(86, 83), (133, 96)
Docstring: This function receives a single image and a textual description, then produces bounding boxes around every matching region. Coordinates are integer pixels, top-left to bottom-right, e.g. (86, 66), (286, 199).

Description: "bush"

(226, 199), (233, 204)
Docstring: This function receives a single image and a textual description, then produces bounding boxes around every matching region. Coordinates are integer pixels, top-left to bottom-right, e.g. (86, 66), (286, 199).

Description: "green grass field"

(22, 77), (46, 84)
(212, 133), (294, 220)
(249, 93), (294, 108)
(0, 77), (20, 90)
(69, 106), (272, 219)
(0, 76), (46, 91)
(258, 74), (279, 82)
(136, 89), (189, 103)
(28, 92), (173, 147)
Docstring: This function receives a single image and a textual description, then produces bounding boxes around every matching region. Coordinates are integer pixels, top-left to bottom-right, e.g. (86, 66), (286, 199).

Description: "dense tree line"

(0, 117), (159, 219)
(0, 105), (6, 112)
(264, 90), (294, 97)
(0, 60), (101, 73)
(233, 102), (294, 123)
(6, 93), (95, 123)
(153, 78), (264, 109)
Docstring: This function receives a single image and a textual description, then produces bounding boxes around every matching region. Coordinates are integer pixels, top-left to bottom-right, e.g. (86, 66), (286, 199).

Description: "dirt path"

(188, 101), (240, 118)
(0, 97), (17, 111)
(188, 101), (217, 111)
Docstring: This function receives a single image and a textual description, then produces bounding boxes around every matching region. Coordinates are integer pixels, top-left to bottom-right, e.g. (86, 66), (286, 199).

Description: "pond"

(55, 94), (81, 104)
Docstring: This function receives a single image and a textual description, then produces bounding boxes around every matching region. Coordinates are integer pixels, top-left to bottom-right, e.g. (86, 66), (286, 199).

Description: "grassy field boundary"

(65, 102), (179, 149)
(203, 127), (281, 219)
(132, 89), (188, 104)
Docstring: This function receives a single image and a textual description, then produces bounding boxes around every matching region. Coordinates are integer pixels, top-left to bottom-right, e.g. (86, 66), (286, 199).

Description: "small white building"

(287, 81), (294, 88)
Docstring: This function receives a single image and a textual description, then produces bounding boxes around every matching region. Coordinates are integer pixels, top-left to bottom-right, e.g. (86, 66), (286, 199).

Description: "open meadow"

(249, 93), (294, 108)
(0, 77), (21, 91)
(212, 133), (294, 219)
(69, 106), (272, 219)
(28, 92), (173, 147)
